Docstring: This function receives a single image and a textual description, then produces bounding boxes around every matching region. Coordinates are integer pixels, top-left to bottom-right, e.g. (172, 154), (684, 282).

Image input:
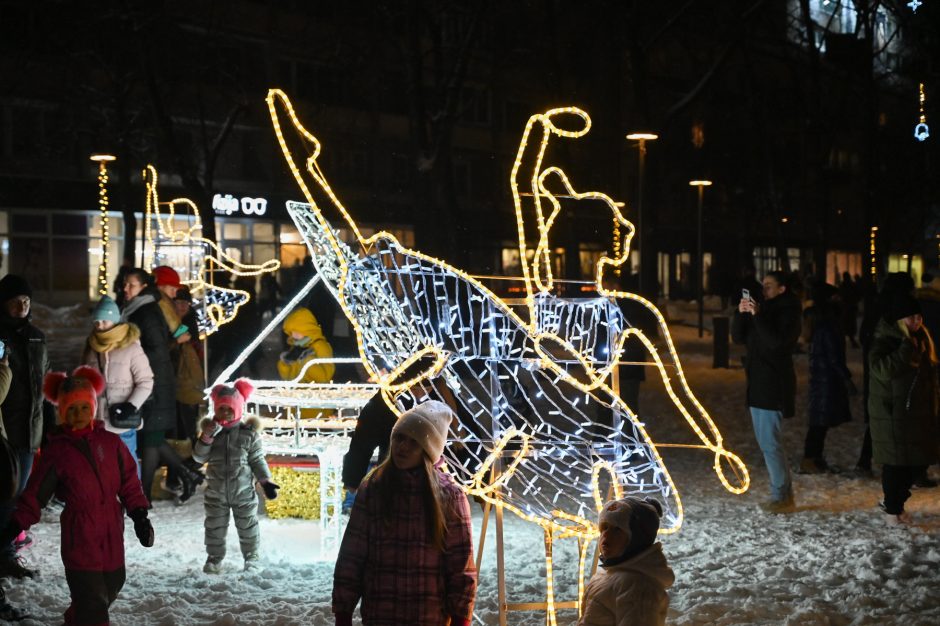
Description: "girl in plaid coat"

(333, 400), (477, 626)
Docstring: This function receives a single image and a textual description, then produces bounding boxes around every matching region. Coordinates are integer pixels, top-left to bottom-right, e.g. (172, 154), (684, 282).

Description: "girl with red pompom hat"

(1, 366), (153, 625)
(193, 378), (278, 574)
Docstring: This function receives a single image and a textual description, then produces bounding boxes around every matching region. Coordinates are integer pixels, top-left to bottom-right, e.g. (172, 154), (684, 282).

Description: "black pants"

(342, 394), (397, 490)
(857, 345), (873, 469)
(881, 464), (924, 515)
(803, 425), (828, 460)
(64, 567), (125, 625)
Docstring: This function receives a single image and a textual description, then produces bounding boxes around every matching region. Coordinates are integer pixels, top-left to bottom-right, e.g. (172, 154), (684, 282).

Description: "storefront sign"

(212, 193), (268, 217)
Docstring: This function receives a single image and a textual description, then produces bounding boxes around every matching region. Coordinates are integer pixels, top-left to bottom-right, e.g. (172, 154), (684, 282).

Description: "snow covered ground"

(6, 305), (940, 625)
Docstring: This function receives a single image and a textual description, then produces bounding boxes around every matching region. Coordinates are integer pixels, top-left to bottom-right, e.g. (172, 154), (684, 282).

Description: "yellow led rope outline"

(141, 165), (281, 336)
(266, 89), (749, 622)
(268, 87), (685, 525)
(514, 110), (748, 494)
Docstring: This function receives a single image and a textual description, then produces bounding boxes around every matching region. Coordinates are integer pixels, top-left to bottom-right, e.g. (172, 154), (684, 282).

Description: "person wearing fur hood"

(193, 379), (278, 574)
(1, 366), (153, 625)
(578, 497), (674, 626)
(82, 296), (154, 464)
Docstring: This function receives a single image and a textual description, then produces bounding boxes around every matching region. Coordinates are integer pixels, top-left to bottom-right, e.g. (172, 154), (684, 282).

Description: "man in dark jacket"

(0, 274), (48, 578)
(732, 270), (802, 513)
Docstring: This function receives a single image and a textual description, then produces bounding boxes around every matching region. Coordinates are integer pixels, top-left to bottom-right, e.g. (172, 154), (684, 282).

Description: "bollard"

(712, 316), (729, 368)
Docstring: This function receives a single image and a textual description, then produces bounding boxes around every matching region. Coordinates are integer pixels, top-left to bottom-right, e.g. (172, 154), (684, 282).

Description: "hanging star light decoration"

(142, 165), (281, 337)
(908, 0), (923, 12)
(262, 89), (749, 621)
(915, 82), (930, 142)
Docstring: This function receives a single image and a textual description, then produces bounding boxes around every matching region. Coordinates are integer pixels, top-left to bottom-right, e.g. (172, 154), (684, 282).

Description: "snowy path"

(6, 315), (940, 625)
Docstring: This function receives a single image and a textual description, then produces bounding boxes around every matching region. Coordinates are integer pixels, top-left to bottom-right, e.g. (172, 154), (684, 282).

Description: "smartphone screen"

(741, 288), (750, 302)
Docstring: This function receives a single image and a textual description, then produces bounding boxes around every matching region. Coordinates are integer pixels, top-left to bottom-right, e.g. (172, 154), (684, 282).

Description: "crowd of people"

(0, 259), (936, 625)
(732, 267), (940, 525)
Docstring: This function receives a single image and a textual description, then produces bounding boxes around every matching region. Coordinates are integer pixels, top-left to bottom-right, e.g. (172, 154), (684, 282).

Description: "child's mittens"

(129, 508), (154, 547)
(199, 417), (223, 444)
(261, 480), (280, 500)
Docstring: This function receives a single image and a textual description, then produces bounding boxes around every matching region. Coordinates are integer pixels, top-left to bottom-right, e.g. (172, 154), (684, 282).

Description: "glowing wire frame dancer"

(265, 89), (748, 623)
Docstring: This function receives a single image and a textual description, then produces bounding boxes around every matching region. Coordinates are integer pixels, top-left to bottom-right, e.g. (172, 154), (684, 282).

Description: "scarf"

(121, 293), (156, 322)
(87, 323), (140, 354)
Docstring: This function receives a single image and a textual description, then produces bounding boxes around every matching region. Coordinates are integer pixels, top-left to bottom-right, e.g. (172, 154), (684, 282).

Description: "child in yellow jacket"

(277, 307), (335, 418)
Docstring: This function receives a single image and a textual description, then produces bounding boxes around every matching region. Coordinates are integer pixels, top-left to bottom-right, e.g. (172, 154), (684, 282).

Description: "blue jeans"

(119, 429), (141, 478)
(750, 407), (792, 501)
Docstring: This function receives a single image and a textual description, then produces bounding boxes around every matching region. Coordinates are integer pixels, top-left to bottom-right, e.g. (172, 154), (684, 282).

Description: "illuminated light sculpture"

(90, 154), (116, 297)
(915, 83), (930, 142)
(141, 165), (281, 337)
(908, 0), (923, 12)
(264, 89), (748, 623)
(870, 226), (879, 279)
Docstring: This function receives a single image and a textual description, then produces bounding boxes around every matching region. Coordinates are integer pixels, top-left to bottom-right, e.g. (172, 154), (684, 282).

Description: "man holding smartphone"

(732, 270), (802, 514)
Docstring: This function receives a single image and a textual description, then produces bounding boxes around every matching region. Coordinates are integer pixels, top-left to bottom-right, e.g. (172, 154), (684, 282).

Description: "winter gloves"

(199, 418), (223, 444)
(261, 480), (280, 500)
(129, 508), (154, 547)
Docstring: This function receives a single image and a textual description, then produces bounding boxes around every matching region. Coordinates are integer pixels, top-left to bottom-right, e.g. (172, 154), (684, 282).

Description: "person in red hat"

(1, 366), (153, 625)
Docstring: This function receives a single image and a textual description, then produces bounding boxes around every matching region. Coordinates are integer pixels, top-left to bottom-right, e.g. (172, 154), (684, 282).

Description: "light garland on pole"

(90, 154), (116, 296)
(141, 165), (281, 337)
(264, 89), (749, 623)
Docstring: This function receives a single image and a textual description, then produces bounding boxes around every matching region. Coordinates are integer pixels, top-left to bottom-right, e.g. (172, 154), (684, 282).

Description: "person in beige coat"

(579, 497), (674, 626)
(82, 296), (154, 467)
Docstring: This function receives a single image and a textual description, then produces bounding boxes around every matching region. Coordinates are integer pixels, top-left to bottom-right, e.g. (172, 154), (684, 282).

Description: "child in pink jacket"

(2, 366), (153, 626)
(333, 400), (477, 626)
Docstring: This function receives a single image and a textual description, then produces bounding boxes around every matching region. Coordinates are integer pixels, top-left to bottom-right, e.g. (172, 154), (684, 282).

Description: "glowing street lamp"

(689, 180), (712, 338)
(626, 132), (658, 290)
(90, 154), (117, 297)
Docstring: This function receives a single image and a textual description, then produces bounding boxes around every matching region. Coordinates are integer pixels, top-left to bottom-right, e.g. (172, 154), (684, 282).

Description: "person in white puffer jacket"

(82, 296), (154, 467)
(579, 496), (675, 626)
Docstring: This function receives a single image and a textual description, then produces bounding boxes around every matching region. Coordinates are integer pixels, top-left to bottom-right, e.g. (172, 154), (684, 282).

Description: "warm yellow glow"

(93, 156), (114, 297)
(688, 180), (713, 187)
(626, 132), (658, 141)
(266, 88), (750, 623)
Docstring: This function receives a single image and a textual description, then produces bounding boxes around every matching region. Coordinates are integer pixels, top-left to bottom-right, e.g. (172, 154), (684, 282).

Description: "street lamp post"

(689, 180), (712, 338)
(626, 133), (658, 292)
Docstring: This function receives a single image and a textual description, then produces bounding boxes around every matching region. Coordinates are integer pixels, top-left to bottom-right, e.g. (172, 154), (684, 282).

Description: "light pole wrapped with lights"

(90, 154), (116, 296)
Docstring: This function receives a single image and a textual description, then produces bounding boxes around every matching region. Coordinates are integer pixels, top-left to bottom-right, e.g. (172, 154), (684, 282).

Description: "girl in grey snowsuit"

(193, 379), (279, 573)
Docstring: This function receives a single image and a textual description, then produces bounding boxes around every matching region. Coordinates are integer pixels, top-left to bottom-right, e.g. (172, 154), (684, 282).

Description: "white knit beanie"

(599, 496), (663, 551)
(390, 400), (454, 463)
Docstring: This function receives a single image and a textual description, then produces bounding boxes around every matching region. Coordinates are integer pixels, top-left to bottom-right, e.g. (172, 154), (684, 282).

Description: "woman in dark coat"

(121, 268), (201, 504)
(869, 294), (940, 523)
(800, 284), (853, 473)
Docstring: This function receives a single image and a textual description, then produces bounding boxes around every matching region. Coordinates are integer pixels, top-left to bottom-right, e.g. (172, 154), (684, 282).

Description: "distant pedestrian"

(839, 272), (861, 348)
(732, 270), (801, 513)
(799, 284), (853, 474)
(869, 295), (940, 524)
(579, 497), (674, 626)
